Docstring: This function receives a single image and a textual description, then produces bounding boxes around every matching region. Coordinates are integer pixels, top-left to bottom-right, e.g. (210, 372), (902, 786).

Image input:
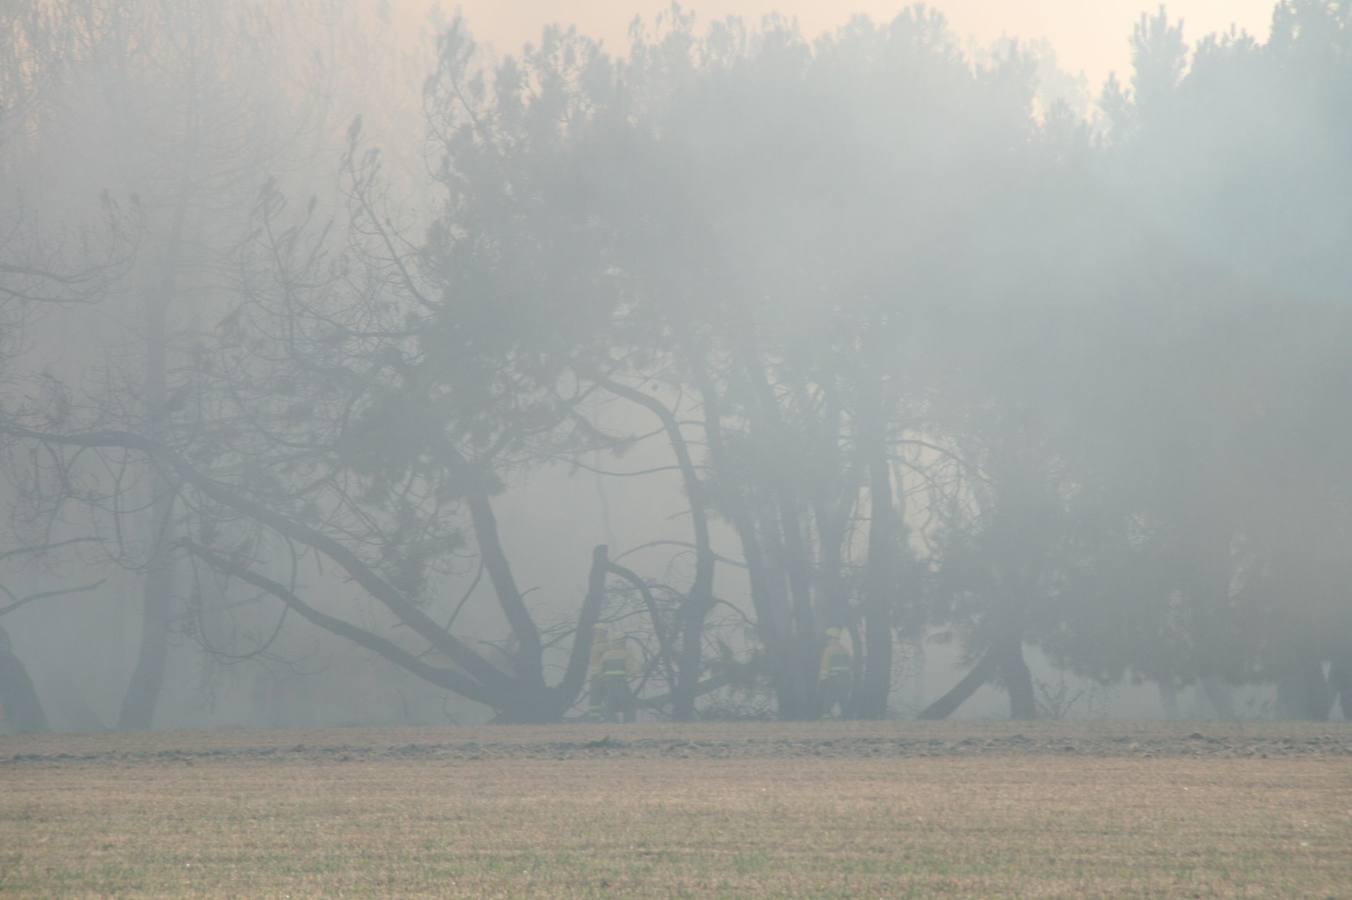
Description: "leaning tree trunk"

(0, 626), (49, 734)
(916, 623), (1033, 721)
(546, 545), (611, 720)
(918, 650), (998, 720)
(1000, 639), (1037, 720)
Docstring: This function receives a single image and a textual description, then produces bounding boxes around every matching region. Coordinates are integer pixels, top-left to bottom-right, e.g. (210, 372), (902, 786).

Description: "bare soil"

(3, 721), (1351, 897)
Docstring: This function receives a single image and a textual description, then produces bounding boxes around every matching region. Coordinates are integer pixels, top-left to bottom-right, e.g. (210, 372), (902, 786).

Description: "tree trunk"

(918, 650), (997, 720)
(1199, 675), (1236, 721)
(118, 280), (177, 731)
(673, 589), (710, 721)
(775, 490), (818, 710)
(695, 379), (803, 719)
(1000, 640), (1037, 720)
(118, 174), (191, 731)
(1331, 657), (1352, 721)
(1158, 681), (1181, 719)
(756, 506), (815, 719)
(592, 371), (715, 721)
(853, 393), (895, 719)
(0, 626), (49, 734)
(1276, 661), (1332, 721)
(464, 489), (544, 690)
(117, 546), (172, 730)
(550, 545), (611, 717)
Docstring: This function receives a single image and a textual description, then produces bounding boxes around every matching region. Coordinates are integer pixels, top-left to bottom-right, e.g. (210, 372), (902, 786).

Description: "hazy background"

(420, 0), (1275, 86)
(1, 0), (1348, 733)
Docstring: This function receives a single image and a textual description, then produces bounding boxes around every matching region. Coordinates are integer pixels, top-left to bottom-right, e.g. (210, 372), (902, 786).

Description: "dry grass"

(2, 723), (1351, 897)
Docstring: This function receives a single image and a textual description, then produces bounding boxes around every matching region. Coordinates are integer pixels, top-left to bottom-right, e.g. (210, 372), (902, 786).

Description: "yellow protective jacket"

(598, 641), (638, 678)
(589, 638), (608, 677)
(819, 639), (852, 683)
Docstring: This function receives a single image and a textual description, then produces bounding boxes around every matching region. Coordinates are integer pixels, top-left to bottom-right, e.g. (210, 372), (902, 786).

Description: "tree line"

(2, 1), (1350, 729)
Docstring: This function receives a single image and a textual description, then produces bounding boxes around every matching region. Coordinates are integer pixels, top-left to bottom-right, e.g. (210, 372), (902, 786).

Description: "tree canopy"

(3, 1), (1351, 728)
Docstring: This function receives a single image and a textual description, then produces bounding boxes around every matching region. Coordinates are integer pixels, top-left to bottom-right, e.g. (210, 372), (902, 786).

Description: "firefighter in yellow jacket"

(819, 627), (854, 718)
(588, 626), (638, 723)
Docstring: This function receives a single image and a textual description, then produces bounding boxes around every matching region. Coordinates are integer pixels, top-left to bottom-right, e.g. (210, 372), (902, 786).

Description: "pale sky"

(405, 0), (1276, 89)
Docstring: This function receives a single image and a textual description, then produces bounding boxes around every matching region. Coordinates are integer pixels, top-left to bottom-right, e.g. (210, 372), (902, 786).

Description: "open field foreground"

(2, 722), (1351, 897)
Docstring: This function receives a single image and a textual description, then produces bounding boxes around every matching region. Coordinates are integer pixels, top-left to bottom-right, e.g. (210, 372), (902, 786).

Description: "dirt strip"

(3, 721), (1350, 767)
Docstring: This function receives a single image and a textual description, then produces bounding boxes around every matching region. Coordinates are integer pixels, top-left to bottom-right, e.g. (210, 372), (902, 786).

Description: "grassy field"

(2, 721), (1350, 897)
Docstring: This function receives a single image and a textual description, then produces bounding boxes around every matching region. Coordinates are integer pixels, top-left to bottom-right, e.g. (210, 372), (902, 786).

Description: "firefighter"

(818, 627), (853, 718)
(588, 627), (638, 723)
(587, 625), (610, 720)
